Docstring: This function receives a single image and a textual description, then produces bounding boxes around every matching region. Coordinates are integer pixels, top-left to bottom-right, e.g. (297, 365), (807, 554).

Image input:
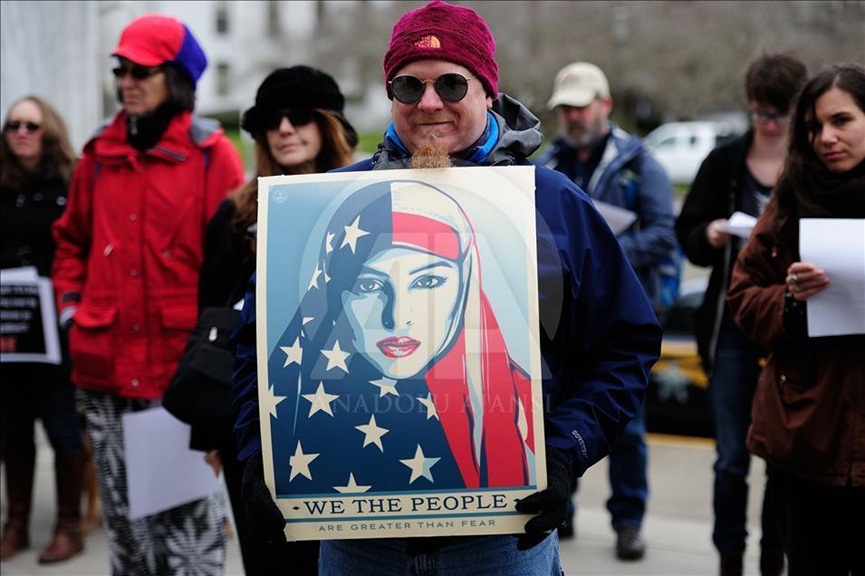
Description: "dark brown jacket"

(726, 199), (865, 487)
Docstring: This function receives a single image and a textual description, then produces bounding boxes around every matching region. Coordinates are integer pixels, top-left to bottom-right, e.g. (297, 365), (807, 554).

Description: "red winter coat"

(52, 111), (244, 399)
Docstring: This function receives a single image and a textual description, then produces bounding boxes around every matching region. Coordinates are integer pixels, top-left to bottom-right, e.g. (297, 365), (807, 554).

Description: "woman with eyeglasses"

(0, 96), (89, 564)
(184, 65), (356, 576)
(50, 15), (245, 575)
(726, 63), (865, 576)
(675, 52), (808, 576)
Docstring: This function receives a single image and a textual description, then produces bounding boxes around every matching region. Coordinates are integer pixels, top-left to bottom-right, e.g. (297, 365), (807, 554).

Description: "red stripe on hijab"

(392, 212), (459, 260)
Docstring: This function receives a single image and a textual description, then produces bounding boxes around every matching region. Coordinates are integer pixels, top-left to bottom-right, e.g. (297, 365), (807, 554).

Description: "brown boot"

(37, 452), (86, 564)
(37, 529), (84, 564)
(0, 451), (35, 560)
(0, 517), (30, 560)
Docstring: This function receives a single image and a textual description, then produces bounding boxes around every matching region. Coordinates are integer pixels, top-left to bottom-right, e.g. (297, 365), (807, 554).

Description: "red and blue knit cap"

(112, 14), (208, 89)
(383, 0), (498, 98)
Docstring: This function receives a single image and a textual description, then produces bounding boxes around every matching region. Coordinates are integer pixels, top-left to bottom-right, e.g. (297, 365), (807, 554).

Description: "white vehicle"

(644, 121), (739, 185)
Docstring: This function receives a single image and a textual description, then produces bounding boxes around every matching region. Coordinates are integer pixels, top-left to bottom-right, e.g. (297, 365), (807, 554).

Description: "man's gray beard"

(563, 121), (608, 150)
(410, 143), (452, 169)
(563, 131), (597, 149)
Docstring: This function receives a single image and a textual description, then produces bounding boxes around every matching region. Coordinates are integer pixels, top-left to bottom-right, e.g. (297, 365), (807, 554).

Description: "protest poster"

(256, 167), (545, 540)
(1, 266), (61, 364)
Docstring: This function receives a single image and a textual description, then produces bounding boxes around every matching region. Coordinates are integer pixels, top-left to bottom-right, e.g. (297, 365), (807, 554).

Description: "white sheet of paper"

(123, 407), (220, 520)
(799, 218), (865, 338)
(719, 211), (757, 239)
(0, 266), (38, 281)
(593, 200), (638, 236)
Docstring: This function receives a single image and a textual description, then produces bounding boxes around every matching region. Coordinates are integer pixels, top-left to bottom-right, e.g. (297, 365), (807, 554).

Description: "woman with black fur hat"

(188, 65), (357, 576)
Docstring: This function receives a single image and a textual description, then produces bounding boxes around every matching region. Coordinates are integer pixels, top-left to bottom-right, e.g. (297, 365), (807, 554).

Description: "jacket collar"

(85, 111), (220, 166)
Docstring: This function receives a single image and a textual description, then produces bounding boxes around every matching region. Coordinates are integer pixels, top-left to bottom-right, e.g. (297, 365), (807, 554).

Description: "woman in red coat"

(51, 15), (244, 575)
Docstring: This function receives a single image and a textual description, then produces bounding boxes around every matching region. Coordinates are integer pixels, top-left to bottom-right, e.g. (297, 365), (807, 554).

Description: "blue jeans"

(571, 408), (648, 530)
(710, 322), (783, 555)
(319, 533), (562, 576)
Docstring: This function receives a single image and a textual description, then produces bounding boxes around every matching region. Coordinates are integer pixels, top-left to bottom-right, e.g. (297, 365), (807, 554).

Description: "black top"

(1, 176), (68, 275)
(674, 130), (767, 372)
(190, 196), (255, 451)
(197, 197), (255, 309)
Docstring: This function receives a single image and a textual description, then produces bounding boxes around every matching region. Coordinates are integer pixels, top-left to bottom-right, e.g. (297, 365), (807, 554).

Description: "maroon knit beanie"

(383, 0), (498, 98)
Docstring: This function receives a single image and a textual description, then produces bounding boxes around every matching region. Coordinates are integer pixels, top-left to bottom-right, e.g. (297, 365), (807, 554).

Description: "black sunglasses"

(4, 121), (42, 133)
(262, 109), (316, 131)
(112, 64), (162, 80)
(388, 73), (475, 104)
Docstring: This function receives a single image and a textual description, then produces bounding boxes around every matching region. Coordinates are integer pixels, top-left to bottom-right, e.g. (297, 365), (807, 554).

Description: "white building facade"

(2, 0), (389, 152)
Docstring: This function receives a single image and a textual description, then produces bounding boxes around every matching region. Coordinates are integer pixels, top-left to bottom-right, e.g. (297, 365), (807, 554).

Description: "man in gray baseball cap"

(537, 61), (679, 561)
(547, 62), (611, 110)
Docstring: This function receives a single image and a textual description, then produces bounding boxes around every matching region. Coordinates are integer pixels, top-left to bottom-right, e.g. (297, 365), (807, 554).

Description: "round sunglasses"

(388, 73), (475, 104)
(261, 109), (316, 131)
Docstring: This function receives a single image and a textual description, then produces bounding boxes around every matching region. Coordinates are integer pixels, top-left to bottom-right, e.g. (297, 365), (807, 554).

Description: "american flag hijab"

(267, 180), (535, 496)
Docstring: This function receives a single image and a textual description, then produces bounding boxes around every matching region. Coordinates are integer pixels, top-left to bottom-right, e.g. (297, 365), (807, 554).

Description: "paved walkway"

(1, 433), (773, 575)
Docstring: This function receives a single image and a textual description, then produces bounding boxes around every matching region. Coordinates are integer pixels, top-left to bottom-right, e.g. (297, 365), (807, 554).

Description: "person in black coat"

(0, 95), (87, 564)
(188, 66), (357, 576)
(674, 53), (807, 576)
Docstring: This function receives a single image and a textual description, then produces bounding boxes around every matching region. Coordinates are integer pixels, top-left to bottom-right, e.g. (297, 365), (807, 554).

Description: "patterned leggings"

(82, 391), (226, 576)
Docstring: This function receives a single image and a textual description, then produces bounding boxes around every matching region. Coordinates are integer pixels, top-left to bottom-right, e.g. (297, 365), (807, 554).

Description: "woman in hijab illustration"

(267, 180), (535, 495)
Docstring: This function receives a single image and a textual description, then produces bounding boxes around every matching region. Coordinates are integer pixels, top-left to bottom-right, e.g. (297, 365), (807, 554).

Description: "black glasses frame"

(112, 64), (162, 81)
(388, 73), (475, 104)
(262, 109), (316, 131)
(749, 109), (791, 126)
(4, 121), (42, 133)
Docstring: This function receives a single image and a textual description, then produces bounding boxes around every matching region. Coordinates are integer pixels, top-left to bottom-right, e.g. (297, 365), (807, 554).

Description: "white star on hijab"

(340, 216), (369, 253)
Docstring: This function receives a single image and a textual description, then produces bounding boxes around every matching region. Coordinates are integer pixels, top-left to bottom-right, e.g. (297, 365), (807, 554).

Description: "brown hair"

(771, 63), (865, 247)
(1, 95), (77, 191)
(230, 108), (356, 252)
(745, 52), (808, 113)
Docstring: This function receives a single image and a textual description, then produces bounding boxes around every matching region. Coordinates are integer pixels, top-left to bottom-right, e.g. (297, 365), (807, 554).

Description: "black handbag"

(163, 306), (241, 426)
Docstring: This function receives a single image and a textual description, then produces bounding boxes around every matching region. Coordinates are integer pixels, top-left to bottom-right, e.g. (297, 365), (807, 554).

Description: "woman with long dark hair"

(726, 63), (865, 575)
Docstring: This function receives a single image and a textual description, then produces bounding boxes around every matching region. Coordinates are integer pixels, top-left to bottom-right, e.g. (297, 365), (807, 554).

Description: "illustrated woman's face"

(342, 247), (461, 380)
(808, 86), (865, 173)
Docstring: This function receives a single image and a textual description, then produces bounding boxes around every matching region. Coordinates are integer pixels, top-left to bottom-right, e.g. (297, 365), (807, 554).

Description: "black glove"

(241, 450), (287, 545)
(514, 447), (573, 551)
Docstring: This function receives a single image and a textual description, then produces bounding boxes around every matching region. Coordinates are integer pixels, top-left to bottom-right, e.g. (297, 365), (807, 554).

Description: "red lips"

(376, 336), (421, 358)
